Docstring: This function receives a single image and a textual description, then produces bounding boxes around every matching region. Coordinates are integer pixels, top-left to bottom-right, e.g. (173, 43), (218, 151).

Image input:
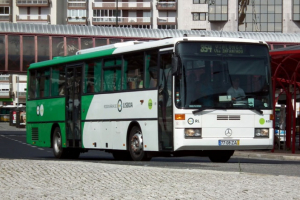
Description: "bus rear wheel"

(208, 150), (234, 163)
(129, 126), (151, 161)
(53, 127), (68, 159)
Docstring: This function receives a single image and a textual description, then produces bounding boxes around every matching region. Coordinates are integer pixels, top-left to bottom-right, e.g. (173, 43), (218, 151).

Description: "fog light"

(255, 128), (269, 137)
(185, 128), (201, 138)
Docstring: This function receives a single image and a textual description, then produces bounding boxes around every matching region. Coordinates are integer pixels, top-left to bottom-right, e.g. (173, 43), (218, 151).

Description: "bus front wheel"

(52, 127), (68, 159)
(208, 150), (234, 163)
(129, 126), (151, 161)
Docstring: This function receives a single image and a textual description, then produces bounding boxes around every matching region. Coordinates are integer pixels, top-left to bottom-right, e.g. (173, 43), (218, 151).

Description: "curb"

(233, 151), (300, 161)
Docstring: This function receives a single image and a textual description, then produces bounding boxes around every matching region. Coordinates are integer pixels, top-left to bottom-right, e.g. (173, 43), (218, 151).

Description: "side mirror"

(172, 56), (178, 75)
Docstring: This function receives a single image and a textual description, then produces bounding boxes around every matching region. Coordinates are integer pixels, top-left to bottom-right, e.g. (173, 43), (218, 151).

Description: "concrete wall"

(177, 1), (208, 30)
(56, 0), (66, 25)
(283, 0), (300, 33)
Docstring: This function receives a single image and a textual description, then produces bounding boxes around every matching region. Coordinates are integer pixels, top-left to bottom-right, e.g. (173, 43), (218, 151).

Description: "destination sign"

(200, 44), (245, 54)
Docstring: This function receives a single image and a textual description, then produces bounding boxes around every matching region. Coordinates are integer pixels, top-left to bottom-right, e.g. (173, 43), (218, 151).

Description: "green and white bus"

(26, 36), (274, 162)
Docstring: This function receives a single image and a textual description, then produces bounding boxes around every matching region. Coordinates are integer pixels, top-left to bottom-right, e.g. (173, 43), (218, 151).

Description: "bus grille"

(32, 127), (39, 141)
(217, 115), (240, 120)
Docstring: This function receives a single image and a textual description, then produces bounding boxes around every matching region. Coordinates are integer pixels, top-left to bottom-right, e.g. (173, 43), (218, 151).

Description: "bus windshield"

(174, 42), (272, 110)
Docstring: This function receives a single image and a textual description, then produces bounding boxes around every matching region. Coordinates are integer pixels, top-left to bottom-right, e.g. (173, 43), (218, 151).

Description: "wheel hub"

(131, 132), (143, 154)
(54, 132), (62, 153)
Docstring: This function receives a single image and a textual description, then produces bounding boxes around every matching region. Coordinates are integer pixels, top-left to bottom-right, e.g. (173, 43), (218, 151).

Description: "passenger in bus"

(59, 84), (64, 95)
(87, 82), (94, 93)
(227, 77), (245, 100)
(149, 67), (158, 88)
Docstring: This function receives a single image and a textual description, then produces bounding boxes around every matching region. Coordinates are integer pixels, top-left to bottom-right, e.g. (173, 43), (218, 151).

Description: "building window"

(208, 0), (228, 21)
(0, 7), (9, 15)
(293, 0), (300, 21)
(193, 13), (206, 21)
(193, 0), (207, 4)
(158, 25), (176, 29)
(238, 0), (282, 32)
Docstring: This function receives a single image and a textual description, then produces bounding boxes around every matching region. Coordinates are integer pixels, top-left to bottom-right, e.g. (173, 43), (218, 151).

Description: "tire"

(52, 127), (68, 159)
(208, 150), (234, 163)
(112, 151), (132, 161)
(129, 126), (152, 161)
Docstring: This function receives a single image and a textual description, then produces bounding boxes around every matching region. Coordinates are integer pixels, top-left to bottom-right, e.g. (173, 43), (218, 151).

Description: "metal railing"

(93, 2), (151, 9)
(157, 2), (176, 9)
(0, 15), (10, 21)
(0, 0), (10, 4)
(68, 2), (86, 7)
(18, 92), (26, 97)
(16, 0), (48, 4)
(17, 14), (48, 20)
(67, 17), (87, 22)
(68, 0), (86, 2)
(0, 76), (9, 81)
(0, 91), (9, 97)
(157, 17), (176, 23)
(92, 17), (151, 23)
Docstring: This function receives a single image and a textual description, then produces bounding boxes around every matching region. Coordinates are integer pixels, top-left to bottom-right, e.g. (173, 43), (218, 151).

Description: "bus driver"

(227, 77), (245, 101)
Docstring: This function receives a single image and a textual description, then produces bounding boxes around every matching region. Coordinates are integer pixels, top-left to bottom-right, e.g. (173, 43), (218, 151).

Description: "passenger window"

(84, 60), (102, 93)
(52, 66), (65, 96)
(29, 70), (36, 99)
(103, 57), (121, 92)
(36, 69), (50, 98)
(123, 52), (144, 90)
(145, 50), (158, 89)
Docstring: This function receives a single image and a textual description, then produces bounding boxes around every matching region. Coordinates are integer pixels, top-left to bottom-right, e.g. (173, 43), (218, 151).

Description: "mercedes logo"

(225, 128), (232, 137)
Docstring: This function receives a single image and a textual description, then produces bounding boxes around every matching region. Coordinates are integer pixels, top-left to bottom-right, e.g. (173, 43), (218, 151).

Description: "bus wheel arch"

(127, 122), (151, 161)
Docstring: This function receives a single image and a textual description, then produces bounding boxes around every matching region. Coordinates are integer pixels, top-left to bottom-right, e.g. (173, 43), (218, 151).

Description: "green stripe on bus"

(29, 48), (116, 69)
(81, 94), (94, 148)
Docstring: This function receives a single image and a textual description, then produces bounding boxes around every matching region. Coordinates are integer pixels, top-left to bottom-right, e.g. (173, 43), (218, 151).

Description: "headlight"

(185, 128), (201, 138)
(255, 128), (269, 137)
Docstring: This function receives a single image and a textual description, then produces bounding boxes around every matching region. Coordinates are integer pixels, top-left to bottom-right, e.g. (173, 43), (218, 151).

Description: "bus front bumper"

(174, 128), (274, 151)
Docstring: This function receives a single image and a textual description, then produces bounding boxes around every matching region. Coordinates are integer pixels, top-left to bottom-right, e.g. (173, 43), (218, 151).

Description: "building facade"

(1, 0), (300, 33)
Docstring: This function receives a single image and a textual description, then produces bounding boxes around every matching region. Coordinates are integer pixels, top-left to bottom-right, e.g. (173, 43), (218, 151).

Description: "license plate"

(219, 140), (240, 146)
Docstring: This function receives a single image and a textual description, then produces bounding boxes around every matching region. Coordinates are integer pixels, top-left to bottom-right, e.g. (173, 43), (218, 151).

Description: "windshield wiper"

(192, 106), (226, 114)
(233, 100), (263, 114)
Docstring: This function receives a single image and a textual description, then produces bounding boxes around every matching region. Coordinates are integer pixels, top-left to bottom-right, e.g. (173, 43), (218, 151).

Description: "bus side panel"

(139, 120), (159, 151)
(26, 123), (53, 147)
(26, 122), (67, 148)
(82, 90), (158, 150)
(26, 98), (65, 122)
(82, 121), (112, 149)
(83, 91), (158, 120)
(82, 120), (159, 151)
(26, 98), (65, 147)
(83, 121), (125, 149)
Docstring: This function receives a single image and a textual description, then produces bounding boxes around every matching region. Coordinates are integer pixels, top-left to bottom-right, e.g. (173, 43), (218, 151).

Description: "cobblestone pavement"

(0, 159), (300, 199)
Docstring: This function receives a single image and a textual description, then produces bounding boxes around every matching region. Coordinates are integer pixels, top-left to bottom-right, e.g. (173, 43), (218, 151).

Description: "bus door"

(158, 50), (174, 151)
(65, 65), (83, 148)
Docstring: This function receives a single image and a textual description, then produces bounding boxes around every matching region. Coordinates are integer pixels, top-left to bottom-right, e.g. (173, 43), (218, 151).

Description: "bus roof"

(28, 36), (268, 70)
